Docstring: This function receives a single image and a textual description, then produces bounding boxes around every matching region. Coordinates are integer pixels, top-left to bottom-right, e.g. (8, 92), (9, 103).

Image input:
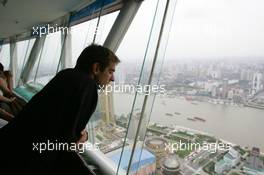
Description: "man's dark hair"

(0, 63), (4, 71)
(75, 44), (120, 73)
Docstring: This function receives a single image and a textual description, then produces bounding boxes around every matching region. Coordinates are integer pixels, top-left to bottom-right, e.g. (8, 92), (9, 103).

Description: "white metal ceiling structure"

(0, 0), (97, 39)
(0, 0), (123, 41)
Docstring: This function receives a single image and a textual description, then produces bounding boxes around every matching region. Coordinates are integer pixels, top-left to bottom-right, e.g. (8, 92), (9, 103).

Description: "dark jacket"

(0, 68), (98, 174)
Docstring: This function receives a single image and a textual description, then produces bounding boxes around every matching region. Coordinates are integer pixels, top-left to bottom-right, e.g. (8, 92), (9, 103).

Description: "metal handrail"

(82, 144), (127, 175)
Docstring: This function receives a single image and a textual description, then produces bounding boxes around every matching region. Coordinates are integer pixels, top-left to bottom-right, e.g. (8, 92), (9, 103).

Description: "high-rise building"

(221, 79), (229, 99)
(243, 147), (264, 175)
(252, 73), (263, 95)
(227, 90), (234, 100)
(215, 148), (240, 174)
(145, 137), (168, 169)
(240, 69), (248, 81)
(99, 93), (116, 125)
(127, 112), (147, 141)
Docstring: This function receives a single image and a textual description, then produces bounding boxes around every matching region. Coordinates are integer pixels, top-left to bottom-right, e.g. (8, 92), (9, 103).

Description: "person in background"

(0, 63), (17, 121)
(0, 63), (14, 95)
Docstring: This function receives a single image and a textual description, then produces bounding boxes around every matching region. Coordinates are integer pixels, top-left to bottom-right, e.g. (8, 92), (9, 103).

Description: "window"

(0, 43), (10, 69)
(86, 0), (169, 174)
(27, 31), (62, 85)
(15, 38), (35, 86)
(117, 0), (264, 174)
(70, 11), (119, 67)
(89, 0), (264, 174)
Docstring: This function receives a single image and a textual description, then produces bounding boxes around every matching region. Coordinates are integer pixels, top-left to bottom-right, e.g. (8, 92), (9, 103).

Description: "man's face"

(95, 62), (116, 88)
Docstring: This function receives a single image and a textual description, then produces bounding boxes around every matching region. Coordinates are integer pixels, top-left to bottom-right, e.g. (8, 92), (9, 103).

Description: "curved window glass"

(27, 31), (62, 85)
(123, 0), (264, 174)
(15, 39), (35, 86)
(86, 0), (170, 174)
(89, 0), (264, 174)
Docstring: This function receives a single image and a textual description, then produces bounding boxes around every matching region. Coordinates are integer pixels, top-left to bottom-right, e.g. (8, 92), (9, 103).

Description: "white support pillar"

(9, 37), (18, 87)
(104, 0), (143, 52)
(59, 29), (72, 70)
(58, 14), (72, 71)
(20, 35), (46, 84)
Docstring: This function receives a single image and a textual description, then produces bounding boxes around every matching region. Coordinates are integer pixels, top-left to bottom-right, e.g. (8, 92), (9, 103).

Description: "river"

(113, 93), (264, 152)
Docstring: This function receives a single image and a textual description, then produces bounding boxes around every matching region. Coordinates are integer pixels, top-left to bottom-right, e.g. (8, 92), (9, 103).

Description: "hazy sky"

(2, 0), (264, 64)
(117, 0), (264, 60)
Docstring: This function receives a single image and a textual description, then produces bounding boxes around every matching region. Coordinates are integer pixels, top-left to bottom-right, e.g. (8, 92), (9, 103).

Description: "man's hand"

(77, 130), (88, 144)
(9, 97), (16, 103)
